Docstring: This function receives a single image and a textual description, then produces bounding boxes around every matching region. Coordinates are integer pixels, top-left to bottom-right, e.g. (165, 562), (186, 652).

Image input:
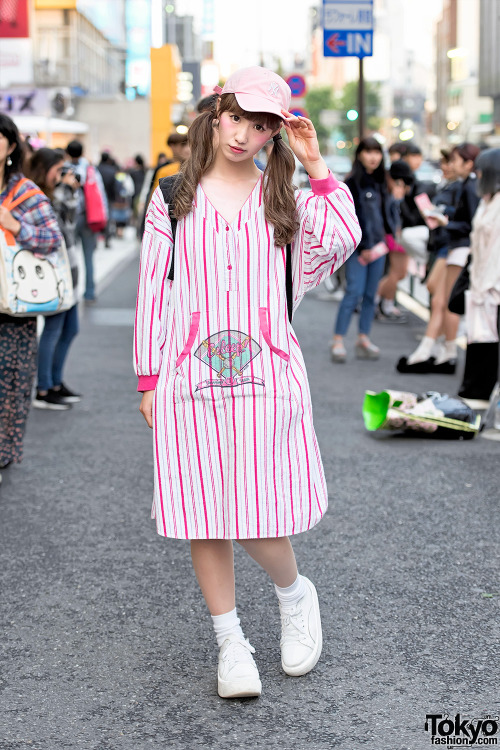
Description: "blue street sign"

(286, 74), (306, 98)
(323, 0), (373, 58)
(290, 107), (309, 119)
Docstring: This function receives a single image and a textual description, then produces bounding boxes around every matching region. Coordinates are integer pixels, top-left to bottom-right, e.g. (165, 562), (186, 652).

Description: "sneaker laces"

(222, 638), (256, 670)
(280, 604), (311, 647)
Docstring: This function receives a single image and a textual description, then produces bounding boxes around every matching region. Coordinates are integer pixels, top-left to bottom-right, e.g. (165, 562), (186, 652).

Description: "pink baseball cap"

(214, 66), (291, 119)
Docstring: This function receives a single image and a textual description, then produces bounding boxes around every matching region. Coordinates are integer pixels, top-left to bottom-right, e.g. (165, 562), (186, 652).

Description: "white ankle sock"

(407, 336), (435, 365)
(274, 574), (306, 611)
(381, 298), (395, 314)
(211, 607), (245, 647)
(435, 339), (457, 365)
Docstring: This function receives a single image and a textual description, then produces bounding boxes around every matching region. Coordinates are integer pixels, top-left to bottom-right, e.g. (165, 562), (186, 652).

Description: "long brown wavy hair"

(174, 93), (298, 246)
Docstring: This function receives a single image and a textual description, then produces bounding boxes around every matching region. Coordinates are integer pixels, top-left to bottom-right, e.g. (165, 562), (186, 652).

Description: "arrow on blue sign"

(324, 30), (372, 57)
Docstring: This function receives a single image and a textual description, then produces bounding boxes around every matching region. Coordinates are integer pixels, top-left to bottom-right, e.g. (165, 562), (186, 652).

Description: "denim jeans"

(76, 214), (97, 300)
(334, 252), (386, 336)
(37, 305), (79, 391)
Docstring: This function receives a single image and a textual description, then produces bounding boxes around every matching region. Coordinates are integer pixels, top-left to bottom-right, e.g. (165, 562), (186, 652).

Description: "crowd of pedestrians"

(0, 112), (194, 486)
(328, 135), (500, 407)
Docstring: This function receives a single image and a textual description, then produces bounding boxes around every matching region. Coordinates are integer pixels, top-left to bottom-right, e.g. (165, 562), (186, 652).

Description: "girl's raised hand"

(280, 110), (328, 180)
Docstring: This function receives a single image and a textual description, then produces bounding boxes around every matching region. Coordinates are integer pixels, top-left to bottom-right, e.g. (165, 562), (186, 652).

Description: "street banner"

(0, 88), (50, 116)
(0, 0), (29, 38)
(323, 0), (373, 58)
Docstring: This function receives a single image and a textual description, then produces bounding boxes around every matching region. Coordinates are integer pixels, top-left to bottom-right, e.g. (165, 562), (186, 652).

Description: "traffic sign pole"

(322, 0), (373, 143)
(358, 57), (365, 140)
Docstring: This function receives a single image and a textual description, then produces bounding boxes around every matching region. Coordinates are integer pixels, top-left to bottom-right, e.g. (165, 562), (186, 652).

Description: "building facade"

(478, 0), (500, 133)
(434, 0), (493, 144)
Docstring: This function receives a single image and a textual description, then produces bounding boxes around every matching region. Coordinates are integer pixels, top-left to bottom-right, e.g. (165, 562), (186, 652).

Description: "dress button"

(227, 265), (232, 270)
(225, 226), (229, 231)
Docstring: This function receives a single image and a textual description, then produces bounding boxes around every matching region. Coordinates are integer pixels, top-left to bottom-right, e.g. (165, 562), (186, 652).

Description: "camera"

(61, 166), (80, 182)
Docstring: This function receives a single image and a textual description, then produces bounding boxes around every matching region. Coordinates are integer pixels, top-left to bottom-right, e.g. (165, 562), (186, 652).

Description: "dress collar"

(197, 174), (263, 233)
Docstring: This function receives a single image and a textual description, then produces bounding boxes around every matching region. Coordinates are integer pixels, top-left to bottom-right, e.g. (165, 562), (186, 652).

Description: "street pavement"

(1, 252), (499, 750)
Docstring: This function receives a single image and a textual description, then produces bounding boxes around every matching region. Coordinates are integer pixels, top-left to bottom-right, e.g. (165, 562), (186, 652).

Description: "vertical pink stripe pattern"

(134, 178), (361, 539)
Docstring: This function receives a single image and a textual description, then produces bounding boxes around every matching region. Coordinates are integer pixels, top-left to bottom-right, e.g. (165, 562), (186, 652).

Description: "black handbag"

(448, 255), (470, 315)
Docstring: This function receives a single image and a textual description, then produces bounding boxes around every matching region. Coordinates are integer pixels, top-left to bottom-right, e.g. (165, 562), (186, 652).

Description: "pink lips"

(229, 146), (245, 154)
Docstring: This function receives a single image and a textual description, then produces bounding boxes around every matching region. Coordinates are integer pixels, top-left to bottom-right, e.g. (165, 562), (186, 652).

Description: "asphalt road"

(1, 257), (498, 750)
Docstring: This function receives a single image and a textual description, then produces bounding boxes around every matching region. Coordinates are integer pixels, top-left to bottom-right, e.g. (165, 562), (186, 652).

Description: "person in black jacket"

(397, 142), (480, 373)
(332, 137), (397, 362)
(376, 159), (414, 321)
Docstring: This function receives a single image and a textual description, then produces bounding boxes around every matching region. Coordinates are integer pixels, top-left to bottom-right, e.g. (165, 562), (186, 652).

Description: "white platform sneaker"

(217, 634), (262, 698)
(279, 576), (323, 677)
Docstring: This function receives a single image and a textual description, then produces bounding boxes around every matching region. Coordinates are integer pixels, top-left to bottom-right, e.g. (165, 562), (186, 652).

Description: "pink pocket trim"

(176, 312), (201, 368)
(258, 307), (289, 362)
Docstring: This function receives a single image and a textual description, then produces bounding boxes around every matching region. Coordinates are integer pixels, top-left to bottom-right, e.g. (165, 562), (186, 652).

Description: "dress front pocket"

(172, 307), (291, 403)
(258, 307), (289, 362)
(175, 312), (200, 368)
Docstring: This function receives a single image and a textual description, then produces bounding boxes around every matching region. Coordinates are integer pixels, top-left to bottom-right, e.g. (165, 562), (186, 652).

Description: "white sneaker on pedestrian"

(279, 576), (322, 677)
(217, 635), (262, 698)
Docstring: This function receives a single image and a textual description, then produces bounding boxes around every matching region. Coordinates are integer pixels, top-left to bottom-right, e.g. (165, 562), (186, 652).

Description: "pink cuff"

(137, 375), (158, 392)
(309, 169), (340, 196)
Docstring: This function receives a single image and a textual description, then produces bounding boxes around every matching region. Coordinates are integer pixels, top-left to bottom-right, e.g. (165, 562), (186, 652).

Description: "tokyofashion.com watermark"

(425, 714), (499, 746)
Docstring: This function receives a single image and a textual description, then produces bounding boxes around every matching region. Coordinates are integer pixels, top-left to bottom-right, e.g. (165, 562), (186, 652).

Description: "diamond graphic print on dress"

(194, 330), (263, 390)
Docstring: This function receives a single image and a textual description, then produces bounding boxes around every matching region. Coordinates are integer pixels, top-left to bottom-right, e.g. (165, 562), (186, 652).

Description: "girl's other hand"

(140, 390), (154, 428)
(280, 110), (328, 179)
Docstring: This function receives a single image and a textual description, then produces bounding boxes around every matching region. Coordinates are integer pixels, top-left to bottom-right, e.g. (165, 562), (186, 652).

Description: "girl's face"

(217, 111), (277, 162)
(46, 160), (65, 189)
(358, 148), (383, 173)
(449, 150), (473, 179)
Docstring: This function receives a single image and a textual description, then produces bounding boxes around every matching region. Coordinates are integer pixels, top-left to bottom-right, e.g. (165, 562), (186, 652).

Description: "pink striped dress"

(134, 171), (361, 540)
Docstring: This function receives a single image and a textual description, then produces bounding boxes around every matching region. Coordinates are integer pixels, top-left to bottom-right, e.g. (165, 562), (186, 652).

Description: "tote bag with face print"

(0, 180), (74, 317)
